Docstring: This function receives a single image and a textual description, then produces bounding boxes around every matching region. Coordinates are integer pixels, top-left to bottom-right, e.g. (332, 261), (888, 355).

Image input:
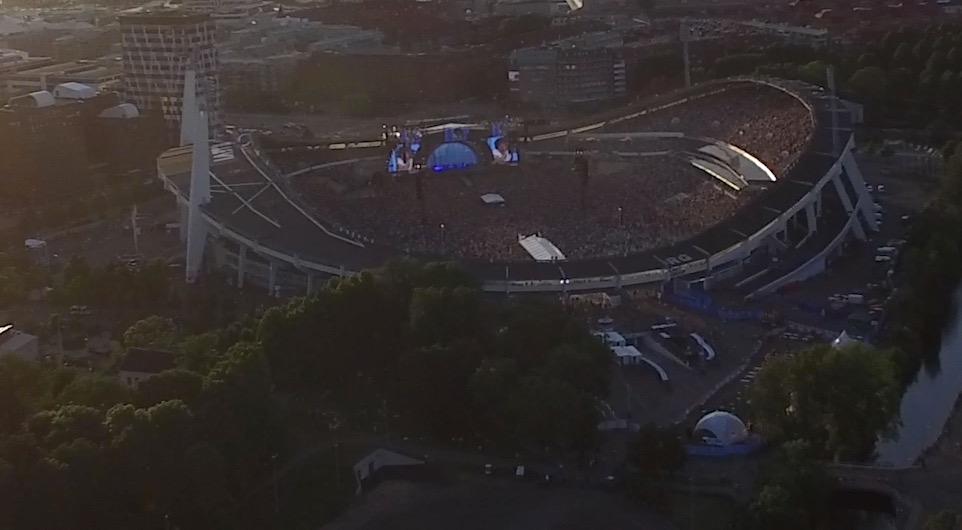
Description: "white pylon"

(184, 68), (211, 284)
(180, 69), (197, 147)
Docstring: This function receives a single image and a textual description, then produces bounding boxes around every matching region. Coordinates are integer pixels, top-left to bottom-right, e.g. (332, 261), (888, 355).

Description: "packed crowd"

(291, 83), (811, 262)
(607, 83), (813, 175)
(297, 156), (751, 261)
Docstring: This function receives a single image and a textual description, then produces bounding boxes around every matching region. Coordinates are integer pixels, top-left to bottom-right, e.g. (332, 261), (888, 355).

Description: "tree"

(892, 42), (915, 68)
(886, 67), (917, 105)
(409, 286), (486, 346)
(750, 344), (901, 461)
(627, 423), (686, 506)
(30, 405), (107, 448)
(123, 315), (177, 349)
(712, 53), (766, 77)
(515, 375), (599, 452)
(55, 374), (130, 409)
(797, 61), (828, 86)
(923, 511), (959, 530)
(0, 356), (57, 434)
(629, 424), (685, 479)
(848, 67), (888, 105)
(881, 31), (904, 63)
(469, 357), (522, 443)
(202, 342), (282, 490)
(135, 369), (204, 408)
(397, 341), (481, 436)
(948, 47), (962, 69)
(176, 332), (223, 374)
(857, 52), (879, 69)
(742, 441), (834, 530)
(539, 344), (610, 397)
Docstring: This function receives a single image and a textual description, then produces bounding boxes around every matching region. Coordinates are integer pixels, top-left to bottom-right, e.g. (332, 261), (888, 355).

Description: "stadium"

(157, 76), (876, 297)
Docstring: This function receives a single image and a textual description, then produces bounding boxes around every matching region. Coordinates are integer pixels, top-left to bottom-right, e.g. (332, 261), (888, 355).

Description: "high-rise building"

(119, 10), (222, 140)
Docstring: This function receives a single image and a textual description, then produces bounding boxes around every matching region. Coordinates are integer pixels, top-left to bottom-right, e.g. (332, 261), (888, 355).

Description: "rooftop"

(118, 9), (212, 25)
(119, 347), (176, 374)
(4, 60), (120, 80)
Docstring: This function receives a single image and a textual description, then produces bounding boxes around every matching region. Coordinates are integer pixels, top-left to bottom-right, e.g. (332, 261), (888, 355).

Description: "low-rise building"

(0, 324), (40, 362)
(0, 84), (164, 206)
(0, 59), (121, 99)
(117, 347), (176, 388)
(0, 48), (54, 76)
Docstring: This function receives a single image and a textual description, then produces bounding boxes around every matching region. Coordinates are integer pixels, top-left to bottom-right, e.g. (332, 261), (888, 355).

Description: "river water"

(876, 286), (962, 466)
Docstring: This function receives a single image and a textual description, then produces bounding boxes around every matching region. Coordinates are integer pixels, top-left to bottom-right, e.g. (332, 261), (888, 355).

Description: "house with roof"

(117, 347), (176, 388)
(0, 323), (39, 362)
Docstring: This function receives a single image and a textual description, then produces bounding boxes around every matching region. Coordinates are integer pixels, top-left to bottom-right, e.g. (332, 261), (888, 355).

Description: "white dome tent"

(693, 411), (749, 447)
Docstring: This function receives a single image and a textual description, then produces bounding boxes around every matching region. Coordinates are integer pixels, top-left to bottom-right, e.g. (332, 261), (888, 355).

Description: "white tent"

(518, 234), (565, 262)
(19, 91), (55, 108)
(98, 103), (140, 119)
(54, 82), (96, 100)
(693, 411), (748, 446)
(831, 330), (860, 349)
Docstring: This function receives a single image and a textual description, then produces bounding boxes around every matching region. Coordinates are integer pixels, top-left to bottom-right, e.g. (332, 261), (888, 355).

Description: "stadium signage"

(664, 254), (694, 266)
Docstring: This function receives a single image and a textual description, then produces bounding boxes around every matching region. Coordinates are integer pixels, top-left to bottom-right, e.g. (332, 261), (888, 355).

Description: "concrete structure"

(495, 0), (572, 16)
(156, 78), (876, 297)
(509, 32), (627, 107)
(220, 52), (303, 99)
(119, 10), (222, 140)
(0, 324), (39, 362)
(117, 347), (176, 388)
(304, 25), (386, 54)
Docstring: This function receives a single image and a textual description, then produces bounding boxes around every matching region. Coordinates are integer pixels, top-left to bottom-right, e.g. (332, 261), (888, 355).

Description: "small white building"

(0, 324), (39, 362)
(611, 345), (643, 366)
(593, 330), (626, 347)
(117, 347), (176, 388)
(352, 448), (424, 494)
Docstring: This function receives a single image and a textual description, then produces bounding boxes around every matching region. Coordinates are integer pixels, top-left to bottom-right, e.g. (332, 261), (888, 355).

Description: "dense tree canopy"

(749, 344), (901, 461)
(0, 344), (280, 529)
(123, 315), (178, 350)
(887, 139), (962, 379)
(257, 260), (611, 451)
(0, 260), (615, 527)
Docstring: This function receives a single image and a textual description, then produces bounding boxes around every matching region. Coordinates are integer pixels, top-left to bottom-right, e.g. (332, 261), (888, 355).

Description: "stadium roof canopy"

(519, 234), (566, 262)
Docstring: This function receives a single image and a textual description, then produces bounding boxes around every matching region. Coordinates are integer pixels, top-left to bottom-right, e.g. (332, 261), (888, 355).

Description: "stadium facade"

(158, 75), (874, 298)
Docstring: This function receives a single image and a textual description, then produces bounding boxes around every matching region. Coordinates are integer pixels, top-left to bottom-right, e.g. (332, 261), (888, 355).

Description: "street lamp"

(271, 453), (279, 514)
(617, 206), (624, 226)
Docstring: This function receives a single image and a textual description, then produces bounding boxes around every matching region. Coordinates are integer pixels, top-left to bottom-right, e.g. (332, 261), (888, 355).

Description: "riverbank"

(877, 286), (962, 466)
(918, 391), (962, 468)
